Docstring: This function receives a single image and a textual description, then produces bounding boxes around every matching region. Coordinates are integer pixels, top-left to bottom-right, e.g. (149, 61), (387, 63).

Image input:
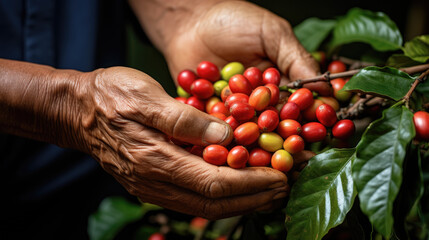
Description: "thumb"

(141, 95), (233, 146)
(262, 16), (332, 96)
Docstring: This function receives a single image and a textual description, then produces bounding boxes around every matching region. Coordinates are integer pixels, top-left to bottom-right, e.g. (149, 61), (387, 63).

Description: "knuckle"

(200, 199), (224, 220)
(201, 171), (228, 198)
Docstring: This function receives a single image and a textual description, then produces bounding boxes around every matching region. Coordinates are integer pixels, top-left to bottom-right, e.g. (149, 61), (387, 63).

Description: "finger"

(125, 121), (289, 198)
(261, 15), (332, 96)
(286, 44), (332, 96)
(159, 143), (289, 198)
(255, 189), (289, 212)
(126, 179), (288, 220)
(131, 90), (233, 146)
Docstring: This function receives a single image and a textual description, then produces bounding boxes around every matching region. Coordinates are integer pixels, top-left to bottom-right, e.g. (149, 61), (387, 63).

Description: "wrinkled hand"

(77, 67), (288, 219)
(164, 1), (331, 95)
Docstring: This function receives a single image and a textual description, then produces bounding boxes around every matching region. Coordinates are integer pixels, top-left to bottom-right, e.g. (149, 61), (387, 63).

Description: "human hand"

(163, 1), (331, 95)
(77, 67), (288, 219)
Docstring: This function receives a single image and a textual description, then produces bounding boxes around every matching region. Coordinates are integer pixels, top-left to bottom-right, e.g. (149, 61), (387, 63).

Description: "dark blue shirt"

(0, 0), (130, 239)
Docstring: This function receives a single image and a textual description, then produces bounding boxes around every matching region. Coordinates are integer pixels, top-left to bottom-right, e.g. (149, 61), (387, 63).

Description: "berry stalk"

(286, 63), (429, 89)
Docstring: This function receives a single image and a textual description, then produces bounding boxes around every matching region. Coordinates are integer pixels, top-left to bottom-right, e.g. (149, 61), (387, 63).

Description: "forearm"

(0, 58), (90, 148)
(128, 0), (237, 53)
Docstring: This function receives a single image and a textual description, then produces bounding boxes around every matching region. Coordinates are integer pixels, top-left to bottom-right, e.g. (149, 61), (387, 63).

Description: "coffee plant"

(88, 8), (429, 240)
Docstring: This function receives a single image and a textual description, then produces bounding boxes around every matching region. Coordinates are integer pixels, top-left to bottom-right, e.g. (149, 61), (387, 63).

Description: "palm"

(165, 1), (330, 95)
(166, 2), (287, 78)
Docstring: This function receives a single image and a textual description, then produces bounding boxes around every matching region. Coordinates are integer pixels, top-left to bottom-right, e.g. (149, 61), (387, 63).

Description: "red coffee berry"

(175, 97), (188, 104)
(262, 67), (281, 86)
(191, 79), (214, 99)
(234, 122), (260, 145)
(186, 96), (205, 111)
(229, 74), (253, 95)
(197, 61), (220, 82)
(258, 110), (279, 132)
(328, 60), (347, 73)
(316, 104), (337, 127)
(279, 102), (300, 120)
(265, 83), (280, 106)
(330, 78), (351, 102)
(148, 233), (166, 240)
(227, 146), (249, 169)
(190, 217), (208, 231)
(206, 96), (221, 113)
(190, 145), (205, 157)
(225, 93), (249, 108)
(332, 119), (355, 140)
(288, 88), (314, 110)
(211, 102), (229, 116)
(248, 148), (272, 167)
(277, 119), (302, 139)
(203, 145), (228, 166)
(283, 135), (305, 154)
(210, 112), (227, 120)
(271, 150), (293, 172)
(230, 102), (255, 121)
(177, 69), (197, 93)
(225, 115), (240, 131)
(414, 111), (429, 141)
(301, 122), (327, 143)
(249, 86), (271, 111)
(243, 67), (263, 89)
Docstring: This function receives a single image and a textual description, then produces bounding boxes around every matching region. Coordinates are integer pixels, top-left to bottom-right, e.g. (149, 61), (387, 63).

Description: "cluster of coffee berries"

(174, 61), (355, 173)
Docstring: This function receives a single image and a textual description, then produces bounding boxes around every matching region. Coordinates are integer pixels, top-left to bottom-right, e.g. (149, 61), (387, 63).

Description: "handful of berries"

(174, 61), (355, 174)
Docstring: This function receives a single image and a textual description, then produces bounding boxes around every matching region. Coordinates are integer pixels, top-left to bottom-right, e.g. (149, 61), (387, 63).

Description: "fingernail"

(273, 191), (287, 200)
(203, 122), (229, 144)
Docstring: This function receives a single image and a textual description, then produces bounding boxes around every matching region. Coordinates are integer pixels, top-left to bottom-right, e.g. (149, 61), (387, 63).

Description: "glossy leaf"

(88, 197), (161, 240)
(285, 148), (356, 240)
(294, 18), (337, 52)
(403, 35), (429, 63)
(331, 8), (402, 51)
(343, 66), (415, 101)
(393, 144), (424, 239)
(352, 106), (415, 238)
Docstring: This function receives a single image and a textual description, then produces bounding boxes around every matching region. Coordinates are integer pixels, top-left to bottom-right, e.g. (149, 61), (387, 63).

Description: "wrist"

(0, 59), (95, 151)
(49, 68), (96, 151)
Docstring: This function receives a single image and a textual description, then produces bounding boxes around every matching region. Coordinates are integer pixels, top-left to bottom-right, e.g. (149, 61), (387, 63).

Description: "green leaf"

(88, 197), (161, 240)
(343, 66), (415, 101)
(294, 18), (337, 52)
(393, 144), (424, 239)
(285, 148), (356, 240)
(352, 106), (416, 238)
(403, 35), (429, 63)
(331, 8), (402, 51)
(387, 54), (421, 68)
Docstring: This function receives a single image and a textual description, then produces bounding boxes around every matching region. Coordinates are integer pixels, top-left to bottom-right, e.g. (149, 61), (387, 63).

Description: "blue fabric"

(0, 0), (130, 238)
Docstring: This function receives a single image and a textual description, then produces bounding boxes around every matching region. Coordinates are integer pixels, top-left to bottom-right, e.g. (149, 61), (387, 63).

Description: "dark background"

(126, 0), (429, 96)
